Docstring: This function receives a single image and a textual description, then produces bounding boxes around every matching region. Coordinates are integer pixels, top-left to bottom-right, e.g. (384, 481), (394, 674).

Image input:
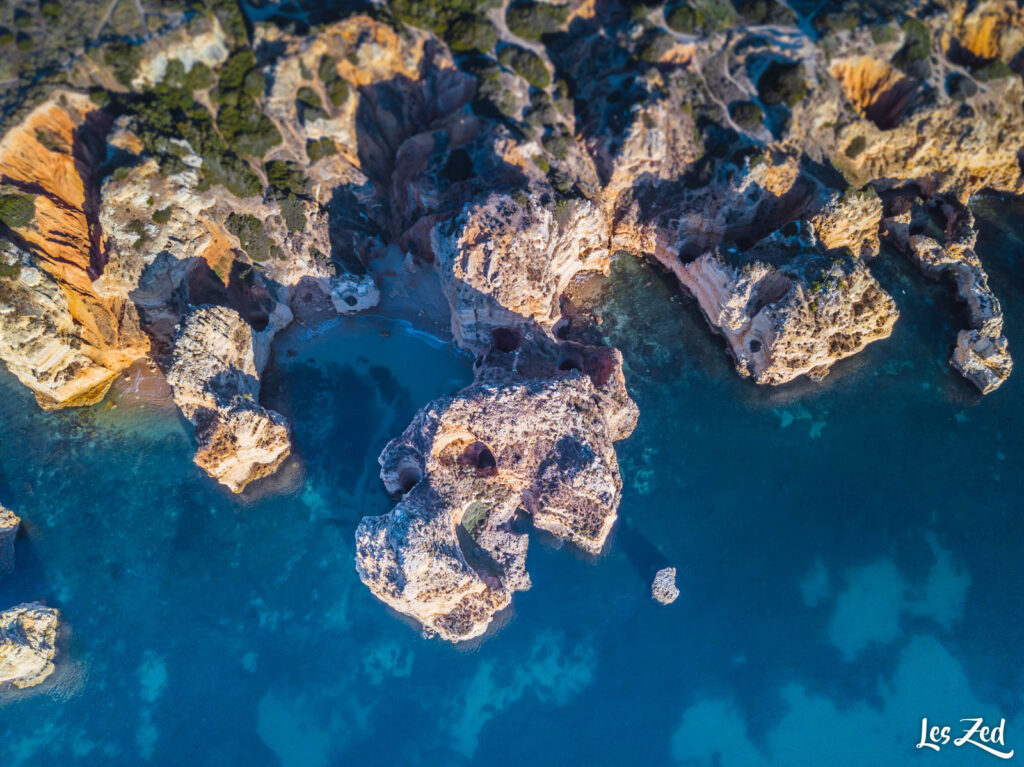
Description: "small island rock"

(0, 602), (59, 689)
(652, 568), (680, 605)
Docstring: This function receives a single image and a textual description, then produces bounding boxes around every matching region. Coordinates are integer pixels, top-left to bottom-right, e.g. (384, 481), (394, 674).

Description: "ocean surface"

(1, 195), (1023, 766)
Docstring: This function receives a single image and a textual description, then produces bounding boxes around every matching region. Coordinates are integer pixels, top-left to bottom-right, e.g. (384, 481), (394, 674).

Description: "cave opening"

(492, 327), (522, 352)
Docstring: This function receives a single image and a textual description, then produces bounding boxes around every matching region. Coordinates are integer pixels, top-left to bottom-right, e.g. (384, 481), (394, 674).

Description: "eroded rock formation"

(885, 195), (1012, 393)
(0, 602), (59, 689)
(677, 243), (898, 384)
(0, 93), (150, 409)
(166, 305), (293, 493)
(433, 190), (610, 353)
(357, 359), (636, 642)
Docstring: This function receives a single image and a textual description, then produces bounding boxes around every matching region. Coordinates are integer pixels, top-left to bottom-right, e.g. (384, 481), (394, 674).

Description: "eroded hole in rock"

(458, 441), (498, 477)
(444, 148), (474, 182)
(397, 464), (423, 493)
(492, 327), (522, 352)
(748, 271), (792, 315)
(558, 351), (583, 371)
(749, 339), (762, 353)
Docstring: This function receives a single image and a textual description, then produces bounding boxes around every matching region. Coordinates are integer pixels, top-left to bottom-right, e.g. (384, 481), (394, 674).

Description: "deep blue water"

(1, 196), (1023, 766)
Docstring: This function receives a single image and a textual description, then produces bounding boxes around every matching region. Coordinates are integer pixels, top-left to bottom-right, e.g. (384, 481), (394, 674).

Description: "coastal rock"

(0, 603), (59, 689)
(0, 505), (19, 576)
(166, 305), (292, 493)
(677, 247), (898, 384)
(432, 191), (610, 353)
(909, 235), (1011, 394)
(652, 568), (679, 605)
(356, 367), (635, 642)
(884, 194), (1012, 393)
(0, 92), (150, 408)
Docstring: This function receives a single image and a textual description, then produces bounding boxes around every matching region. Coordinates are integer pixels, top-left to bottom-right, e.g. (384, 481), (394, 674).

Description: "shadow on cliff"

(350, 66), (529, 261)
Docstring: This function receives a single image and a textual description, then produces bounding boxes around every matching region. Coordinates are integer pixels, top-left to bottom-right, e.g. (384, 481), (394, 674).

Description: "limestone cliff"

(0, 93), (150, 409)
(432, 190), (610, 353)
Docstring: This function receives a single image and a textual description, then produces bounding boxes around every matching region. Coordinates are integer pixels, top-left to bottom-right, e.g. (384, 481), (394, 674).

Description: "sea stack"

(652, 567), (680, 605)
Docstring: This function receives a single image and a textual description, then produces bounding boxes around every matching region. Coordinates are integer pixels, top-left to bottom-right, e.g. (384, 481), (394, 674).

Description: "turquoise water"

(1, 197), (1023, 765)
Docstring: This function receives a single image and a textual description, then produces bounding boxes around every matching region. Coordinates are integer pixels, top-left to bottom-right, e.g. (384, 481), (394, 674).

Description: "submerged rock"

(0, 602), (59, 689)
(652, 568), (680, 605)
(0, 505), (19, 576)
(166, 305), (292, 493)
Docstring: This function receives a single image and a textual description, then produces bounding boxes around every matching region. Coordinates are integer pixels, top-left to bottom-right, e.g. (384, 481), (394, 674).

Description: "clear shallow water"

(0, 198), (1023, 766)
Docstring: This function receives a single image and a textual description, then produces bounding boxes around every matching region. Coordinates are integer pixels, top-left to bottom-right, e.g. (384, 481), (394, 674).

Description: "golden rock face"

(0, 92), (150, 409)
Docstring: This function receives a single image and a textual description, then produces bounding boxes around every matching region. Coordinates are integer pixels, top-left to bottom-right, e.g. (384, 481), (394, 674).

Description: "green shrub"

(0, 193), (35, 229)
(390, 0), (499, 43)
(16, 33), (33, 51)
(844, 135), (867, 158)
(729, 100), (763, 129)
(637, 28), (676, 63)
(41, 1), (61, 23)
(265, 160), (308, 198)
(185, 62), (215, 90)
(126, 219), (150, 246)
(870, 23), (896, 44)
(152, 207), (172, 225)
(306, 138), (338, 162)
(318, 56), (351, 106)
(542, 129), (569, 158)
(279, 195), (307, 233)
(103, 40), (143, 86)
(665, 4), (704, 34)
(506, 2), (568, 42)
(0, 27), (14, 46)
(892, 18), (931, 75)
(226, 213), (278, 261)
(497, 45), (550, 88)
(0, 260), (21, 280)
(973, 59), (1013, 82)
(446, 13), (496, 52)
(946, 72), (978, 101)
(758, 61), (806, 107)
(217, 98), (281, 157)
(14, 10), (32, 29)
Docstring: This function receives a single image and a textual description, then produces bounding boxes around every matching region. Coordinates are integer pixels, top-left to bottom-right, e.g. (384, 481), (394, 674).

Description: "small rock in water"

(0, 602), (60, 688)
(0, 504), (19, 576)
(652, 567), (680, 605)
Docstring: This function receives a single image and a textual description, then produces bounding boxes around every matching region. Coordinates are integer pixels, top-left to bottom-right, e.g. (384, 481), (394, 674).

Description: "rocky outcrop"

(652, 567), (679, 605)
(356, 360), (636, 642)
(886, 196), (1011, 393)
(166, 305), (292, 493)
(0, 505), (19, 576)
(677, 247), (898, 384)
(432, 191), (610, 353)
(0, 602), (59, 689)
(0, 93), (150, 409)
